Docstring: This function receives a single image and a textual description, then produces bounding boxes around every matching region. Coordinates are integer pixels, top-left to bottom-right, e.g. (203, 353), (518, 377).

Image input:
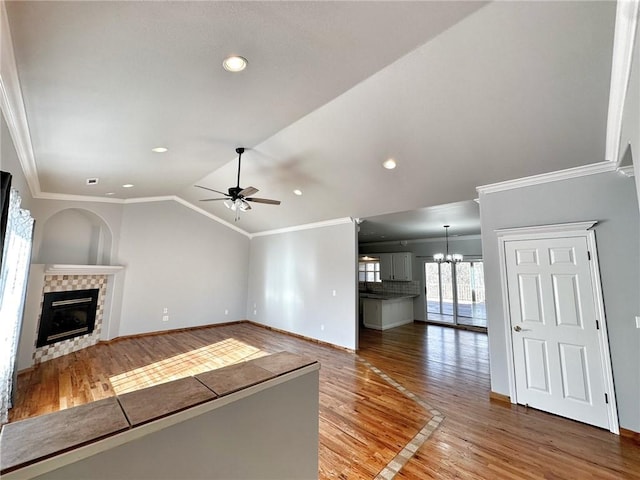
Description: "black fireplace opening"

(36, 289), (100, 348)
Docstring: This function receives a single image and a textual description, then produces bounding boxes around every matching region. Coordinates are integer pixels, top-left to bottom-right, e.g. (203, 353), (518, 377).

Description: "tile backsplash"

(359, 280), (420, 296)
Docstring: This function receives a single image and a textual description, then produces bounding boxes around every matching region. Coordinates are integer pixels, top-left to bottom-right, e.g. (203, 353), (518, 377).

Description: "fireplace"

(36, 289), (100, 348)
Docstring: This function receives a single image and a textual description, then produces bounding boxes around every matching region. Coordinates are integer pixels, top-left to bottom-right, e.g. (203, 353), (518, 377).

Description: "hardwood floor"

(7, 322), (640, 479)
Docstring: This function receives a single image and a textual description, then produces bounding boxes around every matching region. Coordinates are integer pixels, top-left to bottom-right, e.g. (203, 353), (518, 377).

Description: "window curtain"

(0, 189), (34, 424)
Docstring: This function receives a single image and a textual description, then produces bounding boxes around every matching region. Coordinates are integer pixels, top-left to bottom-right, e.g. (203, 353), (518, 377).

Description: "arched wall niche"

(38, 208), (113, 265)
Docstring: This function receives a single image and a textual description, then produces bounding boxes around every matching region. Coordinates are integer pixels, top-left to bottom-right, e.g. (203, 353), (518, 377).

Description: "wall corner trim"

(605, 0), (640, 165)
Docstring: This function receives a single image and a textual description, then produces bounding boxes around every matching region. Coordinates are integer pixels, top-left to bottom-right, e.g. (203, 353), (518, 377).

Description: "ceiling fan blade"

(246, 197), (281, 205)
(199, 198), (227, 202)
(194, 185), (230, 196)
(239, 186), (259, 197)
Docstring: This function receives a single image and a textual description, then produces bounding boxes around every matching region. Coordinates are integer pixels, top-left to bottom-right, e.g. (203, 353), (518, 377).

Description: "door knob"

(513, 325), (522, 332)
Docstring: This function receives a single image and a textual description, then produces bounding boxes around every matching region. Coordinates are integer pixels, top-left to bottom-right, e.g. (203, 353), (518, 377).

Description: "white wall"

(117, 201), (250, 336)
(247, 221), (358, 350)
(479, 171), (640, 432)
(360, 235), (482, 321)
(1, 113), (32, 209)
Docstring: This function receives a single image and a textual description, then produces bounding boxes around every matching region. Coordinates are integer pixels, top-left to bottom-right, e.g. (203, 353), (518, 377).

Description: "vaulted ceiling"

(4, 1), (617, 235)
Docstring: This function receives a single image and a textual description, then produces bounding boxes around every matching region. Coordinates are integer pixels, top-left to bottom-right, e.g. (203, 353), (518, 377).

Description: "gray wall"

(247, 221), (358, 350)
(33, 370), (319, 480)
(29, 199), (124, 265)
(360, 235), (482, 321)
(117, 201), (250, 336)
(479, 171), (640, 431)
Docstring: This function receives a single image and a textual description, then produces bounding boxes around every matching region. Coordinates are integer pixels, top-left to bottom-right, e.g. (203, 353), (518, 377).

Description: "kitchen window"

(358, 261), (380, 282)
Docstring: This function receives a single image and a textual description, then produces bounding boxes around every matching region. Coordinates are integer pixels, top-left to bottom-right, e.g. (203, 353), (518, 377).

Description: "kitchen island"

(360, 294), (416, 330)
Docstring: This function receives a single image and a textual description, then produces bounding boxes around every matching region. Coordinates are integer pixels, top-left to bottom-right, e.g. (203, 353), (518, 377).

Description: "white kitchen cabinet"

(379, 253), (393, 280)
(362, 298), (382, 329)
(378, 252), (413, 281)
(362, 297), (414, 330)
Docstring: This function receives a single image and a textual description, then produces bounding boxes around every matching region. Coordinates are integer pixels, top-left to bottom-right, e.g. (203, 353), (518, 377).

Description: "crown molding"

(26, 189), (354, 239)
(0, 0), (41, 197)
(33, 191), (125, 203)
(617, 164), (635, 177)
(605, 0), (639, 165)
(171, 196), (251, 238)
(249, 217), (354, 239)
(476, 161), (617, 195)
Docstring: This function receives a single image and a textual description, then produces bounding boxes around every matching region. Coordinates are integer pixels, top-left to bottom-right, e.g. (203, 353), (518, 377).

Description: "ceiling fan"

(195, 147), (281, 221)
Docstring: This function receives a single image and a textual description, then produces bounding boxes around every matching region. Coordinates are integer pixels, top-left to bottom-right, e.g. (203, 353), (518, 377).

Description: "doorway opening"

(425, 260), (486, 330)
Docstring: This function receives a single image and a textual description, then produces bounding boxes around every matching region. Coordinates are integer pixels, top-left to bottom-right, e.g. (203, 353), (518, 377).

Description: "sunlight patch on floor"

(109, 338), (266, 394)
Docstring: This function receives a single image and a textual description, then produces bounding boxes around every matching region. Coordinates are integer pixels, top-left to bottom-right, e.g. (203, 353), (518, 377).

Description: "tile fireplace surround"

(33, 274), (107, 364)
(25, 265), (124, 366)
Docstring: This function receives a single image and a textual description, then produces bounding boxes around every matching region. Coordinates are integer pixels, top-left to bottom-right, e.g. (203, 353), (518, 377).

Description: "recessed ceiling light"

(151, 147), (168, 153)
(382, 158), (397, 170)
(293, 189), (303, 196)
(105, 192), (115, 196)
(223, 55), (248, 72)
(122, 184), (134, 188)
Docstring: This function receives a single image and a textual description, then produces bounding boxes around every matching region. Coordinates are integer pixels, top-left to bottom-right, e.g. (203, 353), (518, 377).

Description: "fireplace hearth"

(36, 289), (99, 348)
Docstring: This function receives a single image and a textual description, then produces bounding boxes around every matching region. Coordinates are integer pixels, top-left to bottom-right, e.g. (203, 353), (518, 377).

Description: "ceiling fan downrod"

(235, 147), (244, 189)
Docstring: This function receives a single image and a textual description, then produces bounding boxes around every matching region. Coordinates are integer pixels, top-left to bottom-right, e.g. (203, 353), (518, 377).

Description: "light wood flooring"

(8, 322), (640, 479)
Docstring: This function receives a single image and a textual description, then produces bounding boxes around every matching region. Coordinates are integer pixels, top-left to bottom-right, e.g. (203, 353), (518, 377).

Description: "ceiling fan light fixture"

(223, 55), (248, 72)
(224, 199), (235, 210)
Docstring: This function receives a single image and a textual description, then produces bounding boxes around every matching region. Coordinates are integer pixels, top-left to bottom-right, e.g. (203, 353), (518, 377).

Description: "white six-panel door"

(504, 235), (612, 429)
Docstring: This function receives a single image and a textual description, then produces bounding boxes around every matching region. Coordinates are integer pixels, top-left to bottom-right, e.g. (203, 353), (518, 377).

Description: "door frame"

(496, 221), (619, 434)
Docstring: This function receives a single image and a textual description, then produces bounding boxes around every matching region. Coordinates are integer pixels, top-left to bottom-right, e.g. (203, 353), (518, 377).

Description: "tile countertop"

(0, 351), (317, 475)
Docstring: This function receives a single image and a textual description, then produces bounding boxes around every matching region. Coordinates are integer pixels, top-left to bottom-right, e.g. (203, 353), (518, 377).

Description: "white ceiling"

(358, 200), (480, 243)
(5, 1), (616, 235)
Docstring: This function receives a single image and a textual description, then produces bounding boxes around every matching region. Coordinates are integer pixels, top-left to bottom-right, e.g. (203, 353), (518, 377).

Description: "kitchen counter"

(359, 293), (418, 300)
(361, 295), (416, 330)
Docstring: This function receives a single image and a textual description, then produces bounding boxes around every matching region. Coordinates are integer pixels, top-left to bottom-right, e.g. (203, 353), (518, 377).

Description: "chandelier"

(434, 225), (463, 263)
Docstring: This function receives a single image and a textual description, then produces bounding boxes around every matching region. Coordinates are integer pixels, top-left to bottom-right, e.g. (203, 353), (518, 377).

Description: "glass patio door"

(425, 261), (486, 328)
(425, 262), (455, 324)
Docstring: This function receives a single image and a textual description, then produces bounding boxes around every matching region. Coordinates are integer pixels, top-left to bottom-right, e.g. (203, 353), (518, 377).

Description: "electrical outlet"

(225, 309), (229, 315)
(332, 290), (336, 297)
(162, 315), (169, 322)
(320, 324), (325, 331)
(163, 307), (168, 314)
(253, 309), (257, 315)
